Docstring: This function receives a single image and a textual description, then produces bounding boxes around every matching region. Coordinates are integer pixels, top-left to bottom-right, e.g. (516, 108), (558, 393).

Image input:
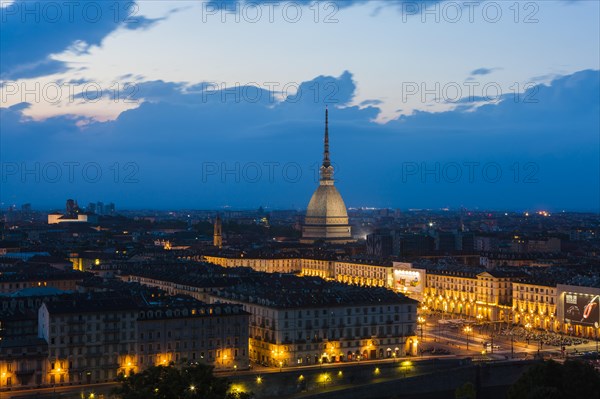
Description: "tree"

(507, 360), (600, 399)
(455, 381), (476, 399)
(112, 364), (252, 399)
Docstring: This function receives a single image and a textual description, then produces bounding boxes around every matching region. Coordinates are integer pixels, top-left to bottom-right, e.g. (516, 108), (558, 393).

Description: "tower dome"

(301, 108), (354, 244)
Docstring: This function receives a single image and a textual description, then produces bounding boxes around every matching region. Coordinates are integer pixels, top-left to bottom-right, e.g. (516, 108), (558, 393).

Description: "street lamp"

(417, 316), (426, 344)
(510, 331), (515, 359)
(476, 314), (483, 334)
(525, 323), (532, 346)
(464, 326), (473, 350)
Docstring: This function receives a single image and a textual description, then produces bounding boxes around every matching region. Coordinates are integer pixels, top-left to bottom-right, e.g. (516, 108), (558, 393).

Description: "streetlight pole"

(464, 326), (472, 351)
(511, 334), (514, 359)
(418, 316), (425, 344)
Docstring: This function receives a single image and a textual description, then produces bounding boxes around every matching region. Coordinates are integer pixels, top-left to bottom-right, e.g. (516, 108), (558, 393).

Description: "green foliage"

(226, 392), (254, 399)
(112, 363), (251, 399)
(507, 360), (600, 399)
(455, 381), (476, 399)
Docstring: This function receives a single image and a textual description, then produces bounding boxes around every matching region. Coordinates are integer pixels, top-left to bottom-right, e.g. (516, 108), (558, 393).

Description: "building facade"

(209, 275), (419, 367)
(423, 269), (519, 322)
(0, 295), (252, 391)
(512, 281), (558, 331)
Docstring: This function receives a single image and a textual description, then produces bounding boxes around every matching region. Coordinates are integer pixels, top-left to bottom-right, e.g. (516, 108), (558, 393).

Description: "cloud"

(470, 67), (498, 76)
(0, 58), (69, 80)
(1, 70), (598, 211)
(360, 99), (383, 106)
(123, 15), (165, 31)
(0, 0), (170, 80)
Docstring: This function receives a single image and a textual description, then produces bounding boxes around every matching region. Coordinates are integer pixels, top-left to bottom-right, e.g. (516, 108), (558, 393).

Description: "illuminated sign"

(564, 293), (599, 327)
(393, 268), (423, 294)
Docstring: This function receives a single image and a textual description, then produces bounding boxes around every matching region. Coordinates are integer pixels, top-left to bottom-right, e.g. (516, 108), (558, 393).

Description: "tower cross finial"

(323, 106), (330, 168)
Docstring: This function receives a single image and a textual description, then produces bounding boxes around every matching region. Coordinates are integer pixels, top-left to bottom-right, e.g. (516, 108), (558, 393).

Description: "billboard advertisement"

(564, 293), (600, 327)
(393, 268), (423, 294)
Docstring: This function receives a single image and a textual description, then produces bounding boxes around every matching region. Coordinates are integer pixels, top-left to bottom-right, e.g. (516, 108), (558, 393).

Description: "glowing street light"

(417, 316), (426, 344)
(464, 326), (473, 350)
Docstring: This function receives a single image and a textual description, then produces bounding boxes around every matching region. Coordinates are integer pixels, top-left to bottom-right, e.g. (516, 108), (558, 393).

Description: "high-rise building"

(301, 108), (353, 244)
(106, 203), (116, 215)
(65, 199), (79, 217)
(366, 230), (394, 258)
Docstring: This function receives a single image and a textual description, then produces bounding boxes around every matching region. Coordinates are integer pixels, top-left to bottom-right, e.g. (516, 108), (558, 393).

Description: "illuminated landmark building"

(213, 215), (223, 249)
(301, 108), (354, 244)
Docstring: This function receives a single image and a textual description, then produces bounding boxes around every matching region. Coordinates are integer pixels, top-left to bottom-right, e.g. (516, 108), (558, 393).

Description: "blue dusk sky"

(0, 0), (599, 211)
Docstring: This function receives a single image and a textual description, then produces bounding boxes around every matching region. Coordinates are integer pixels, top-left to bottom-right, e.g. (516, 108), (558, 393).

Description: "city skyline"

(1, 0), (599, 211)
(1, 2), (599, 398)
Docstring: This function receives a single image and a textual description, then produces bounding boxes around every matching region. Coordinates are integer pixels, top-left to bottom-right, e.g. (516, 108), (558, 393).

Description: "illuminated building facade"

(512, 281), (558, 331)
(38, 298), (138, 385)
(16, 295), (250, 390)
(209, 275), (418, 368)
(422, 269), (519, 322)
(203, 255), (300, 274)
(332, 261), (391, 288)
(136, 304), (249, 370)
(204, 256), (421, 294)
(0, 271), (83, 294)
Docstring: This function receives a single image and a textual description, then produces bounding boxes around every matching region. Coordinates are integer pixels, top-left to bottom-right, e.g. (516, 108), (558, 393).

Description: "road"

(420, 313), (600, 360)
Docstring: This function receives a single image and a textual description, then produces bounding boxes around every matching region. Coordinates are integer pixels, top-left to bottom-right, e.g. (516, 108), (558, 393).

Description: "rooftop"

(213, 273), (418, 309)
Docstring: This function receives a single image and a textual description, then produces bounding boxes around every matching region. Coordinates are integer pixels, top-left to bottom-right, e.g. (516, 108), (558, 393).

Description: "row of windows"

(139, 338), (242, 353)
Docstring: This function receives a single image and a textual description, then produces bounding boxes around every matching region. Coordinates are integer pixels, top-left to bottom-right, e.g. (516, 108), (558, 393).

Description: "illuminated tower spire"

(320, 107), (334, 183)
(323, 106), (330, 168)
